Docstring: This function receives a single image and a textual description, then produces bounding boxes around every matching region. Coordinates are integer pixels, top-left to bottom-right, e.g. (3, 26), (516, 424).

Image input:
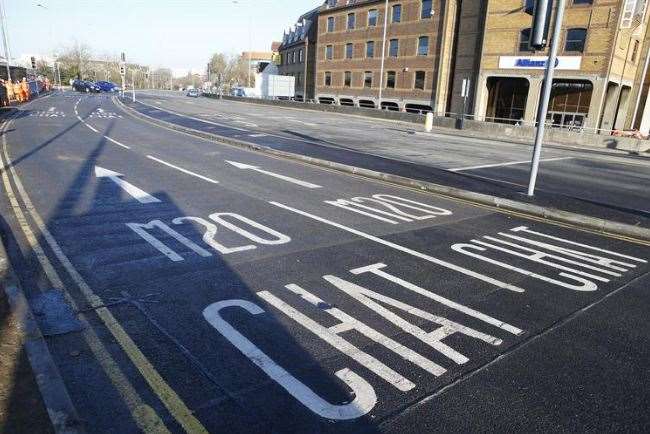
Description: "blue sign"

(514, 58), (560, 68)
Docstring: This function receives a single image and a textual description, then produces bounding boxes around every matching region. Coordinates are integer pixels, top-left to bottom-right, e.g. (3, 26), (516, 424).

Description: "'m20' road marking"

(127, 212), (290, 261)
(325, 194), (452, 224)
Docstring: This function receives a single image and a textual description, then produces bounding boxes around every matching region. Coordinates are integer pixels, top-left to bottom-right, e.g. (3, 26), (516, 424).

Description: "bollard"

(424, 112), (433, 132)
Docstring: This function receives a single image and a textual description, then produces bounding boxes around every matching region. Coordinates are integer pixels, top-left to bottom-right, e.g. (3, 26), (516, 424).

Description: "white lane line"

(249, 133), (268, 137)
(146, 155), (219, 184)
(227, 161), (322, 189)
(269, 201), (525, 293)
(450, 157), (573, 172)
(140, 100), (249, 132)
(104, 135), (131, 149)
(85, 123), (98, 133)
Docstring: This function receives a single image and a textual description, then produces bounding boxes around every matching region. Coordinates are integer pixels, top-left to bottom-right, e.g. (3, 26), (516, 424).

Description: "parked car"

(95, 81), (120, 92)
(186, 88), (200, 97)
(72, 79), (100, 93)
(230, 87), (246, 97)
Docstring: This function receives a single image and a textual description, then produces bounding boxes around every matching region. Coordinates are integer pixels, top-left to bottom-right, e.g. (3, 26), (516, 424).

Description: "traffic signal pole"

(527, 0), (566, 196)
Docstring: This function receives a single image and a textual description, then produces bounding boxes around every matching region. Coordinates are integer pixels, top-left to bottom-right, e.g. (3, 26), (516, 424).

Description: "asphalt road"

(132, 90), (650, 221)
(1, 91), (649, 433)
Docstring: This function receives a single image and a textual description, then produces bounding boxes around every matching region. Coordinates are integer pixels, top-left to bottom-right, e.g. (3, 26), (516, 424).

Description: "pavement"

(0, 90), (648, 433)
(128, 90), (650, 228)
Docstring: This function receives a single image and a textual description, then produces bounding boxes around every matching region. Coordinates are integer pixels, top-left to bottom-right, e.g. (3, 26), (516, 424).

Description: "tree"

(226, 54), (250, 87)
(208, 52), (228, 85)
(56, 42), (92, 81)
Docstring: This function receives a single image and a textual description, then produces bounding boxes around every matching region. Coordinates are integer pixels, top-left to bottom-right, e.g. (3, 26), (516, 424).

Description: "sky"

(7, 0), (320, 76)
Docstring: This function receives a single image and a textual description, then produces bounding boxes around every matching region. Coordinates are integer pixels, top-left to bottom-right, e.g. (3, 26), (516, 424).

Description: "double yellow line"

(0, 112), (207, 433)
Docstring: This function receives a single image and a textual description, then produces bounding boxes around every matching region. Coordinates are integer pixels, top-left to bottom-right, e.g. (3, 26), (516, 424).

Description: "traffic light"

(120, 64), (126, 76)
(30, 56), (36, 69)
(529, 0), (553, 51)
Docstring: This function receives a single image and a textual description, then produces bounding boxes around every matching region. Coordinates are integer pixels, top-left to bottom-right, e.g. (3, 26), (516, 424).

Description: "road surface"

(1, 91), (649, 433)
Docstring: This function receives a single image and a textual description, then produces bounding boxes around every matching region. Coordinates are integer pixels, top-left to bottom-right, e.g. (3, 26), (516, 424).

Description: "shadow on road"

(1, 104), (382, 433)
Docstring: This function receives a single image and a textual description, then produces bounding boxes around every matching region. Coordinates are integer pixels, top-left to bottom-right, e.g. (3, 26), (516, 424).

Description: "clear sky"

(7, 0), (320, 76)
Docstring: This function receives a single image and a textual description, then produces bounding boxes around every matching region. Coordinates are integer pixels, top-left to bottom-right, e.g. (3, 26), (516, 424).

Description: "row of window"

(325, 36), (429, 60)
(323, 70), (427, 90)
(519, 27), (589, 53)
(326, 0), (433, 32)
(281, 48), (304, 65)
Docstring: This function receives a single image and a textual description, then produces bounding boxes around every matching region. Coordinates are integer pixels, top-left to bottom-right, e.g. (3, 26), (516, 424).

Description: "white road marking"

(94, 166), (161, 203)
(203, 299), (377, 420)
(226, 160), (322, 189)
(146, 155), (219, 184)
(269, 202), (525, 292)
(248, 133), (268, 137)
(85, 123), (98, 133)
(449, 157), (573, 172)
(141, 100), (249, 131)
(103, 136), (131, 149)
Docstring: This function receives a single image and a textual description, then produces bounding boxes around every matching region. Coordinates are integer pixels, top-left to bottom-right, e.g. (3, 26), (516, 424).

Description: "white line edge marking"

(269, 201), (525, 293)
(146, 155), (219, 184)
(450, 157), (573, 172)
(85, 123), (98, 133)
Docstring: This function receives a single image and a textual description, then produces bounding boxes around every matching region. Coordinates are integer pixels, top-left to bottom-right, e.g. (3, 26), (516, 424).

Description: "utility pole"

(0, 0), (12, 83)
(527, 0), (565, 197)
(378, 0), (389, 104)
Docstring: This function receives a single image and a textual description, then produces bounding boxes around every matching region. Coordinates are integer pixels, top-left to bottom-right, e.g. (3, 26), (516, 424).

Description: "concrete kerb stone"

(114, 97), (650, 243)
(0, 241), (85, 434)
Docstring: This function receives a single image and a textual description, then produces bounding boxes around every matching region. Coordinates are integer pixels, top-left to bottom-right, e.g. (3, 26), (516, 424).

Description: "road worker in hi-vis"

(21, 77), (30, 101)
(13, 81), (22, 102)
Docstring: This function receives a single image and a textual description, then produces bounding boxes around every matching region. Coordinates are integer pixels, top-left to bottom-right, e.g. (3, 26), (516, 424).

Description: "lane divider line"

(1, 116), (208, 434)
(103, 135), (131, 149)
(450, 157), (574, 172)
(269, 201), (526, 293)
(146, 155), (219, 184)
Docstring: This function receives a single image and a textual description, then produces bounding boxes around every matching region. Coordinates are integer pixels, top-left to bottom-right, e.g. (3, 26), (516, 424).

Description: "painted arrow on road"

(225, 161), (322, 189)
(94, 166), (161, 204)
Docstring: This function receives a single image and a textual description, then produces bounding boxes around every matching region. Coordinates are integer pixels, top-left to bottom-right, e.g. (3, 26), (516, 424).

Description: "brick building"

(278, 8), (320, 101)
(469, 0), (650, 133)
(314, 0), (455, 113)
(289, 0), (650, 133)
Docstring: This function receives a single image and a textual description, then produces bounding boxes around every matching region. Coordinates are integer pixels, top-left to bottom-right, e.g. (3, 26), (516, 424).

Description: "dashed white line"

(249, 133), (268, 137)
(85, 123), (98, 133)
(146, 155), (219, 184)
(450, 157), (573, 172)
(103, 136), (131, 149)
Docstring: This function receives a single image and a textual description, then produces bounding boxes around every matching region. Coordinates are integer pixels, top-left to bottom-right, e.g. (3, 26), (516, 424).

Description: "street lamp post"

(0, 0), (12, 83)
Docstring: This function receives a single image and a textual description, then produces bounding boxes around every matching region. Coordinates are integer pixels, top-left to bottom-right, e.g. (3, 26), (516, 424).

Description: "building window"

(519, 28), (532, 52)
(631, 40), (640, 62)
(417, 36), (429, 55)
(346, 43), (353, 59)
(344, 71), (352, 87)
(299, 49), (303, 63)
(327, 16), (334, 32)
(392, 4), (402, 23)
(368, 9), (378, 26)
(523, 0), (534, 13)
(421, 0), (433, 19)
(386, 71), (396, 88)
(573, 0), (593, 4)
(366, 41), (375, 58)
(414, 71), (425, 90)
(324, 71), (332, 87)
(389, 39), (399, 57)
(364, 71), (372, 88)
(296, 72), (302, 87)
(565, 28), (587, 52)
(347, 13), (356, 30)
(291, 51), (296, 63)
(326, 45), (333, 60)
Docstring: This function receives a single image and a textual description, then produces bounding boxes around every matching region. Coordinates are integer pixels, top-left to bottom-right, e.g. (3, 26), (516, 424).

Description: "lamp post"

(0, 0), (12, 83)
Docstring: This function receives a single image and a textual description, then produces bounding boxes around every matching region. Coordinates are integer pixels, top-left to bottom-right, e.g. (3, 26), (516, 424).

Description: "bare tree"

(226, 55), (249, 88)
(208, 52), (228, 86)
(56, 42), (92, 81)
